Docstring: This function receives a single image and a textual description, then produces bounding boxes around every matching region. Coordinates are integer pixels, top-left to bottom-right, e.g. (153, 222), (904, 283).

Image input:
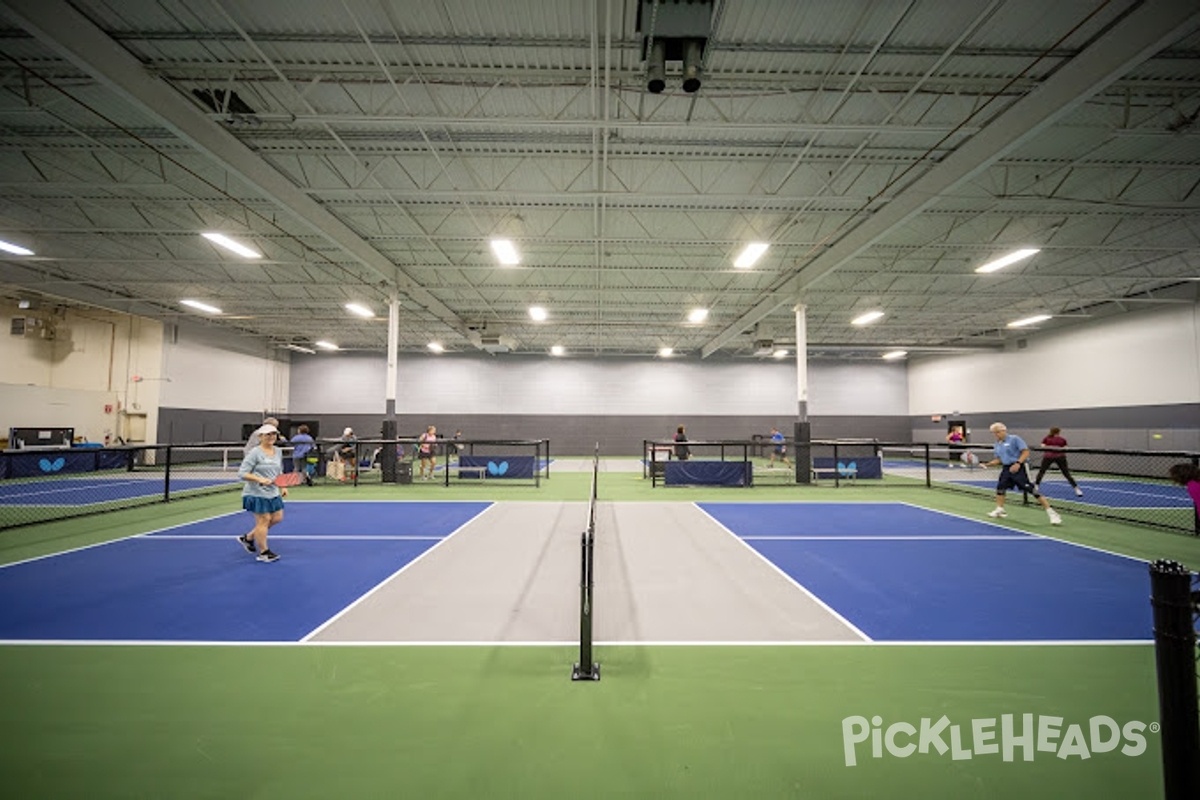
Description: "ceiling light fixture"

(282, 343), (316, 355)
(687, 308), (709, 324)
(314, 340), (339, 351)
(427, 342), (445, 354)
(851, 310), (885, 326)
(180, 299), (222, 314)
(772, 349), (789, 359)
(344, 302), (375, 318)
(658, 347), (674, 358)
(490, 238), (520, 265)
(201, 232), (262, 259)
(550, 345), (565, 357)
(734, 242), (769, 269)
(882, 350), (908, 360)
(0, 238), (34, 256)
(975, 248), (1040, 274)
(1007, 314), (1052, 328)
(529, 306), (548, 322)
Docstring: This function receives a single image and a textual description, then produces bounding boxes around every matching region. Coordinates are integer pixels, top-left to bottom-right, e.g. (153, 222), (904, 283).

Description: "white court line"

(0, 511), (244, 570)
(0, 638), (1154, 647)
(941, 477), (1186, 501)
(896, 501), (1166, 565)
(740, 534), (1045, 541)
(692, 503), (872, 643)
(299, 502), (498, 642)
(0, 477), (231, 502)
(148, 534), (444, 541)
(2, 500), (490, 569)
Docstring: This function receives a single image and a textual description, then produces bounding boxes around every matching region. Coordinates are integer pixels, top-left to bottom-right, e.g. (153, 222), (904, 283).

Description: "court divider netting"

(0, 442), (248, 529)
(641, 437), (1196, 533)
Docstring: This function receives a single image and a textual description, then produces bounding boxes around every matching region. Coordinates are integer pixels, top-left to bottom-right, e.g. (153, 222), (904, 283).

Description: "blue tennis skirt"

(243, 495), (284, 514)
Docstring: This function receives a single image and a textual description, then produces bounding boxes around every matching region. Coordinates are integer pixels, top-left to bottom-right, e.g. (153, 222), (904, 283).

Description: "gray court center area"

(309, 501), (862, 643)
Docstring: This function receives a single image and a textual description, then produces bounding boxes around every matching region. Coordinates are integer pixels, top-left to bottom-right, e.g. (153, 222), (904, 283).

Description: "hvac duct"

(681, 38), (703, 93)
(647, 40), (666, 94)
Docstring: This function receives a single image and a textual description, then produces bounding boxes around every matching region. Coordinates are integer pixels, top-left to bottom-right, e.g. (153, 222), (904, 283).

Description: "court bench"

(811, 465), (856, 482)
(456, 464), (488, 480)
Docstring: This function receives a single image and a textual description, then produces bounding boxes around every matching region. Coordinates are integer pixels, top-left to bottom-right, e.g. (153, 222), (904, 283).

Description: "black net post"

(1149, 559), (1199, 800)
(571, 525), (598, 681)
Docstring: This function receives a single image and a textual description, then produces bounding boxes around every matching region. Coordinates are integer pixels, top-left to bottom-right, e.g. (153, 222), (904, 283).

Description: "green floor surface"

(1, 464), (1193, 797)
(0, 644), (1163, 799)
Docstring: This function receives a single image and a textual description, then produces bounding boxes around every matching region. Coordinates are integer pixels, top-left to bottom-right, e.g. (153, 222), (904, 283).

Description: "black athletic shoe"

(256, 550), (279, 563)
(238, 534), (256, 554)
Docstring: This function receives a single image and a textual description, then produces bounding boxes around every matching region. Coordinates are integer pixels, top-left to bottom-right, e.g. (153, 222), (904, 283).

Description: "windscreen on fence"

(638, 437), (1197, 535)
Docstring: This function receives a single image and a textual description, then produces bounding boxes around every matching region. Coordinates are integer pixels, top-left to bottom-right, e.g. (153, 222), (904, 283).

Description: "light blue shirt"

(290, 433), (315, 459)
(238, 447), (283, 499)
(771, 431), (784, 445)
(993, 434), (1029, 466)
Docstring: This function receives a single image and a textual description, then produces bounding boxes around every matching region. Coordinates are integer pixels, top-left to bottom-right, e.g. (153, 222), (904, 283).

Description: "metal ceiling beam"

(0, 0), (474, 340)
(700, 0), (1200, 357)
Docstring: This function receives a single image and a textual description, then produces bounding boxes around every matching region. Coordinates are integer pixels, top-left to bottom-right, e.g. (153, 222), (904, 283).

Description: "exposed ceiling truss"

(0, 0), (1197, 361)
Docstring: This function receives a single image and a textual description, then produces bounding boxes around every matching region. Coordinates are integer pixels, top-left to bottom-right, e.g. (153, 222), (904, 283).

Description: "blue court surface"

(699, 502), (1154, 643)
(0, 475), (235, 506)
(949, 477), (1190, 508)
(0, 501), (491, 642)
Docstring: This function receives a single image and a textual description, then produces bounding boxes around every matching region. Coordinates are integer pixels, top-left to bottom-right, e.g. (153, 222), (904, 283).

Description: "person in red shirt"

(1033, 426), (1083, 497)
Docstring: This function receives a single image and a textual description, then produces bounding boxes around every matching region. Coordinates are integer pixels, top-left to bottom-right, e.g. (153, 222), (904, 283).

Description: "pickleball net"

(572, 443), (600, 681)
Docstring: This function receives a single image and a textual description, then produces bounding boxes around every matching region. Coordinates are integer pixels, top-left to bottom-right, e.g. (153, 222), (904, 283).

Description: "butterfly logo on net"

(39, 457), (67, 473)
(837, 461), (858, 477)
(486, 461), (509, 476)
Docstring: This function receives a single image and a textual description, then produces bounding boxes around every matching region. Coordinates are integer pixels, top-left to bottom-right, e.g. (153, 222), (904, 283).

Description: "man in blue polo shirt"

(984, 422), (1062, 525)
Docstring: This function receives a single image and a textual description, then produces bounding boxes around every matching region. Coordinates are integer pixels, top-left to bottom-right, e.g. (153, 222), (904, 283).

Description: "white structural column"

(386, 297), (399, 417)
(794, 304), (808, 421)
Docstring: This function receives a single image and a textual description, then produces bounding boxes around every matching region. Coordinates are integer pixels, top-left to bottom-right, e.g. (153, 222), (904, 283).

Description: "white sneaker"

(1048, 510), (1062, 525)
(1074, 487), (1083, 497)
(987, 507), (1007, 519)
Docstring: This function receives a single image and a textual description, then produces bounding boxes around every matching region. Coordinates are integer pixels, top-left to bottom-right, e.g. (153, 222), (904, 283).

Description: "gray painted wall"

(910, 403), (1200, 452)
(155, 408), (911, 455)
(286, 353), (909, 417)
(154, 304), (1200, 455)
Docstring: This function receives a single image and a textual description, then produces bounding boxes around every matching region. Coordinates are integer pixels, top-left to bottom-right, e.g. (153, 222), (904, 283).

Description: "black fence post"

(794, 421), (811, 484)
(162, 445), (172, 502)
(380, 419), (397, 482)
(1149, 559), (1199, 800)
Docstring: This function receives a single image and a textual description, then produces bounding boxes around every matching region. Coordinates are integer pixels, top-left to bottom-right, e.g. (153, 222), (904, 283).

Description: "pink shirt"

(1187, 480), (1200, 513)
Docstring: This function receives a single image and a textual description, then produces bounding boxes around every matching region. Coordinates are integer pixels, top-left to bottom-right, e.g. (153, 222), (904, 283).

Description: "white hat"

(254, 423), (279, 436)
(343, 427), (354, 437)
